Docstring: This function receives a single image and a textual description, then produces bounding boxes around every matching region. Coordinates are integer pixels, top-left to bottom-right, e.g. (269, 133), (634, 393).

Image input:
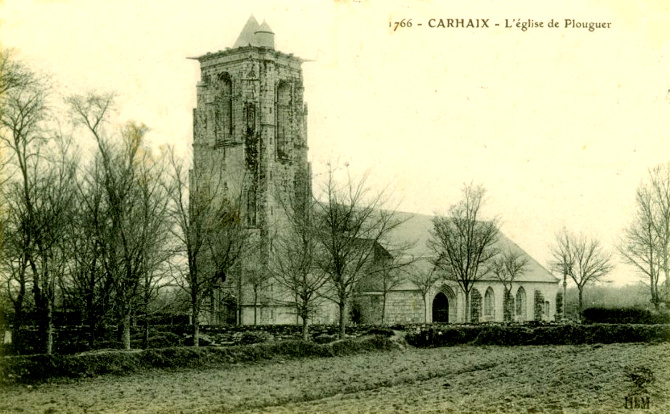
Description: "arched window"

(484, 287), (495, 320)
(534, 290), (545, 321)
(275, 81), (291, 159)
(215, 73), (233, 145)
(503, 289), (515, 322)
(470, 288), (482, 323)
(515, 287), (527, 322)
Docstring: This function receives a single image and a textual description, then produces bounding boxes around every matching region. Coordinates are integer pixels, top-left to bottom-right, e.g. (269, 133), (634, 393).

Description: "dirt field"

(0, 343), (668, 413)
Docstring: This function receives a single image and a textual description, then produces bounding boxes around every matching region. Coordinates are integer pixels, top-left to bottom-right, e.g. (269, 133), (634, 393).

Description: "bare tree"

(267, 177), (327, 339)
(315, 165), (405, 339)
(550, 229), (614, 319)
(619, 164), (670, 309)
(69, 93), (171, 350)
(166, 147), (248, 346)
(407, 259), (439, 323)
(241, 259), (268, 326)
(1, 185), (33, 346)
(0, 54), (79, 354)
(31, 135), (78, 354)
(428, 182), (500, 323)
(61, 162), (113, 348)
(0, 68), (48, 348)
(619, 182), (663, 309)
(0, 49), (34, 97)
(647, 164), (670, 302)
(490, 247), (528, 322)
(135, 158), (172, 349)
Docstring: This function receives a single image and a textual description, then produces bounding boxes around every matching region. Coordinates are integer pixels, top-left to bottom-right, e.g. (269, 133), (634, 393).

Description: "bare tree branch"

(428, 182), (500, 323)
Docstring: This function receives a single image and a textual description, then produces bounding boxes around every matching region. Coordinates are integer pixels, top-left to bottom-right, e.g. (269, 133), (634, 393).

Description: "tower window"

(216, 73), (233, 145)
(245, 102), (256, 134)
(276, 81), (291, 160)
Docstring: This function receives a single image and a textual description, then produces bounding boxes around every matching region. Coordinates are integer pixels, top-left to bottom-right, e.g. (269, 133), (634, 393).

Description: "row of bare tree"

(0, 50), (184, 353)
(1, 50), (665, 356)
(414, 182), (616, 323)
(0, 51), (418, 351)
(548, 164), (670, 317)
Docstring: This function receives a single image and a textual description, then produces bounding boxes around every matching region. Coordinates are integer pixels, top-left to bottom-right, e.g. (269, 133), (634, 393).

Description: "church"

(191, 17), (560, 326)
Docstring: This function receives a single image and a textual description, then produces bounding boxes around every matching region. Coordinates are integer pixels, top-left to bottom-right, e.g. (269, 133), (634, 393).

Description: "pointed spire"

(257, 20), (273, 34)
(233, 15), (260, 48)
(254, 20), (275, 49)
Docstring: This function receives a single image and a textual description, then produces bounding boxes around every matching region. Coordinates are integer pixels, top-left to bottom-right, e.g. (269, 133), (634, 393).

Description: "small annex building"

(192, 17), (560, 326)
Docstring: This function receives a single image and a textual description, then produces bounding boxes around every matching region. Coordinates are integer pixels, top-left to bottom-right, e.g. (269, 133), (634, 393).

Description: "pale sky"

(1, 0), (669, 285)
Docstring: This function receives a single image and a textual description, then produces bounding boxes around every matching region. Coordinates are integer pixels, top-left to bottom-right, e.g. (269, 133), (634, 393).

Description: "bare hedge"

(0, 335), (396, 385)
(406, 324), (670, 347)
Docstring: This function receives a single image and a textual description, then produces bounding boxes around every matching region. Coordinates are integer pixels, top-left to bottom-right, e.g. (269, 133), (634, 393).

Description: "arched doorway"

(432, 292), (449, 323)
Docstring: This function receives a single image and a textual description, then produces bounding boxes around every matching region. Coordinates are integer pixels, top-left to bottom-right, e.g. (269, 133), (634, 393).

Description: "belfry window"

(245, 102), (256, 134)
(215, 73), (233, 145)
(275, 81), (290, 159)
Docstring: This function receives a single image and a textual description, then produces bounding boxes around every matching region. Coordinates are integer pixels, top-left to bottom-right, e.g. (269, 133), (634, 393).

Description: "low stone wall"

(198, 324), (390, 345)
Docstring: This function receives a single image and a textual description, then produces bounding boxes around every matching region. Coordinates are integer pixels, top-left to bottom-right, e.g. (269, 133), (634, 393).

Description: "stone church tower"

(192, 16), (310, 325)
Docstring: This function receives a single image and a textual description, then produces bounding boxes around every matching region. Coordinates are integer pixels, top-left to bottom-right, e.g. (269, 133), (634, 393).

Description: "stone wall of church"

(382, 291), (426, 324)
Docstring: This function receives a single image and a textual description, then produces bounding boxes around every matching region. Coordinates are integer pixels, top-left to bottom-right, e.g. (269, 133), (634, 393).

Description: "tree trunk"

(577, 287), (584, 322)
(422, 295), (427, 323)
(301, 315), (309, 341)
(142, 316), (149, 349)
(122, 313), (131, 350)
(562, 276), (568, 321)
(464, 290), (471, 323)
(503, 288), (511, 322)
(12, 279), (26, 351)
(86, 291), (96, 349)
(45, 302), (54, 355)
(651, 280), (660, 310)
(192, 305), (200, 347)
(237, 276), (242, 326)
(381, 292), (386, 325)
(338, 301), (346, 340)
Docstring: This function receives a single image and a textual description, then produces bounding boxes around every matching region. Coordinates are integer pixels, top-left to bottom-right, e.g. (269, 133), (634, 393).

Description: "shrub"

(367, 327), (395, 337)
(405, 324), (670, 347)
(237, 330), (274, 345)
(582, 307), (670, 324)
(0, 335), (395, 385)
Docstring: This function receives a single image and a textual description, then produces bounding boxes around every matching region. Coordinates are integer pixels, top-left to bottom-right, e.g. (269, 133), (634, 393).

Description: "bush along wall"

(405, 324), (670, 348)
(581, 307), (670, 324)
(0, 335), (398, 385)
(0, 324), (397, 356)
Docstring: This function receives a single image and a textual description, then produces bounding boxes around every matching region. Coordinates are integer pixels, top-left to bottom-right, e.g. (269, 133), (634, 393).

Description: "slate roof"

(386, 210), (559, 284)
(233, 15), (261, 48)
(232, 15), (275, 49)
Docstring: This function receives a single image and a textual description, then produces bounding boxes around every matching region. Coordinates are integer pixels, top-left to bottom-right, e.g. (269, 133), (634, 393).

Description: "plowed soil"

(0, 343), (667, 413)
